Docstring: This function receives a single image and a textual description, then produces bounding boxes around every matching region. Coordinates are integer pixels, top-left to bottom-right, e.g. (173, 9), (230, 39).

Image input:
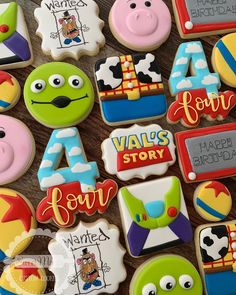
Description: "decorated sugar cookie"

(212, 33), (236, 88)
(130, 255), (203, 295)
(0, 2), (33, 70)
(0, 259), (47, 295)
(173, 0), (236, 39)
(24, 62), (94, 128)
(196, 221), (236, 295)
(49, 220), (126, 294)
(95, 53), (167, 126)
(0, 115), (35, 185)
(109, 0), (171, 51)
(167, 41), (236, 128)
(36, 127), (118, 227)
(0, 71), (20, 112)
(34, 0), (105, 60)
(175, 123), (236, 183)
(194, 181), (232, 222)
(0, 188), (36, 261)
(102, 124), (176, 181)
(118, 176), (193, 257)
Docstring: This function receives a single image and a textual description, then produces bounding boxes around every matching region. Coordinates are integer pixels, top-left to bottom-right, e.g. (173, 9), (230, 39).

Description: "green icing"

(121, 176), (181, 230)
(23, 62), (94, 128)
(0, 2), (17, 43)
(131, 255), (203, 295)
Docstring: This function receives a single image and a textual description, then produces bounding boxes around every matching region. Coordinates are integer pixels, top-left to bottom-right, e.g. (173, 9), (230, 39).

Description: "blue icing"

(0, 287), (16, 295)
(102, 94), (167, 123)
(169, 41), (220, 96)
(0, 249), (7, 262)
(205, 271), (236, 295)
(38, 127), (99, 192)
(145, 201), (164, 218)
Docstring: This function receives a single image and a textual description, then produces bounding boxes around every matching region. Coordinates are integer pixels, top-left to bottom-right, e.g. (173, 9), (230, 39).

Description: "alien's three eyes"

(130, 1), (151, 9)
(142, 275), (194, 294)
(30, 74), (84, 93)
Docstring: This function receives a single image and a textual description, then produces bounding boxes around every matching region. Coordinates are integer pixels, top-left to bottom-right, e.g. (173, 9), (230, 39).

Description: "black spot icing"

(95, 57), (122, 92)
(203, 236), (214, 247)
(133, 53), (161, 84)
(211, 225), (228, 239)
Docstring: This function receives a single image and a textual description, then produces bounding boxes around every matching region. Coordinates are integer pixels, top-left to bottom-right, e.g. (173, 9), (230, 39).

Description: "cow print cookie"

(196, 222), (236, 295)
(109, 0), (171, 51)
(48, 219), (126, 294)
(101, 124), (176, 181)
(34, 0), (105, 60)
(130, 255), (203, 295)
(95, 53), (167, 126)
(0, 2), (33, 70)
(118, 176), (193, 257)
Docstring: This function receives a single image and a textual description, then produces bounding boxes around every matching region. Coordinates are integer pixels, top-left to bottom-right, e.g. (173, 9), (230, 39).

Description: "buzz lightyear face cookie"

(130, 255), (203, 295)
(24, 62), (94, 128)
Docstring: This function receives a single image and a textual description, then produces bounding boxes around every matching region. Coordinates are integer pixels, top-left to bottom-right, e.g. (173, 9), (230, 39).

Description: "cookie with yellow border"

(0, 188), (37, 261)
(193, 181), (232, 222)
(212, 33), (236, 88)
(0, 259), (47, 295)
(0, 71), (21, 112)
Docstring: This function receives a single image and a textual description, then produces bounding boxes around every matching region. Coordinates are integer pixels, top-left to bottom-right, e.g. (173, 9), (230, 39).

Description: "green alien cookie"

(130, 255), (203, 295)
(24, 62), (94, 128)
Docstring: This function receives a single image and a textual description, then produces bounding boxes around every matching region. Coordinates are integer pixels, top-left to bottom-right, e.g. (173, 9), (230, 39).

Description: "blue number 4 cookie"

(95, 53), (167, 126)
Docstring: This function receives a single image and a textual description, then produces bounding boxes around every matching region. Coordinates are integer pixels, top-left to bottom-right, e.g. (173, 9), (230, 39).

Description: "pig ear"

(71, 15), (76, 20)
(91, 254), (95, 259)
(59, 18), (64, 24)
(77, 258), (82, 265)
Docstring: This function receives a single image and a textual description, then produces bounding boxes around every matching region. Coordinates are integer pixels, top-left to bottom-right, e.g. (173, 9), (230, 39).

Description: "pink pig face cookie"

(0, 115), (35, 185)
(109, 0), (171, 51)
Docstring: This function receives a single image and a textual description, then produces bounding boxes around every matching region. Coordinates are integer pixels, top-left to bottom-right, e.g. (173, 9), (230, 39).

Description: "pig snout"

(126, 8), (158, 36)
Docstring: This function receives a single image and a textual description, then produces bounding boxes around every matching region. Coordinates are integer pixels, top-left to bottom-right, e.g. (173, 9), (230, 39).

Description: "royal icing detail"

(95, 53), (167, 126)
(0, 71), (20, 112)
(167, 41), (236, 127)
(0, 2), (33, 70)
(101, 124), (176, 181)
(194, 181), (232, 222)
(173, 0), (236, 38)
(175, 123), (236, 183)
(37, 127), (117, 227)
(109, 0), (171, 51)
(130, 255), (203, 295)
(36, 180), (117, 228)
(34, 0), (105, 60)
(0, 188), (36, 262)
(0, 259), (47, 295)
(24, 62), (94, 128)
(212, 33), (236, 88)
(118, 176), (193, 257)
(196, 222), (236, 295)
(0, 115), (35, 185)
(49, 220), (126, 294)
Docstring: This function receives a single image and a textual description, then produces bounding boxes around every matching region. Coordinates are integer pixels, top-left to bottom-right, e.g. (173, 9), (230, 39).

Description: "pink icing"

(0, 115), (35, 185)
(110, 0), (171, 50)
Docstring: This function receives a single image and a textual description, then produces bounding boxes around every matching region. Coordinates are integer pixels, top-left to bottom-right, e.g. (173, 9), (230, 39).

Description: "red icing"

(0, 71), (14, 85)
(117, 145), (173, 172)
(0, 194), (33, 232)
(167, 89), (236, 127)
(174, 0), (236, 36)
(168, 207), (177, 217)
(36, 180), (118, 227)
(175, 123), (236, 183)
(205, 181), (230, 198)
(0, 24), (9, 33)
(15, 262), (41, 281)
